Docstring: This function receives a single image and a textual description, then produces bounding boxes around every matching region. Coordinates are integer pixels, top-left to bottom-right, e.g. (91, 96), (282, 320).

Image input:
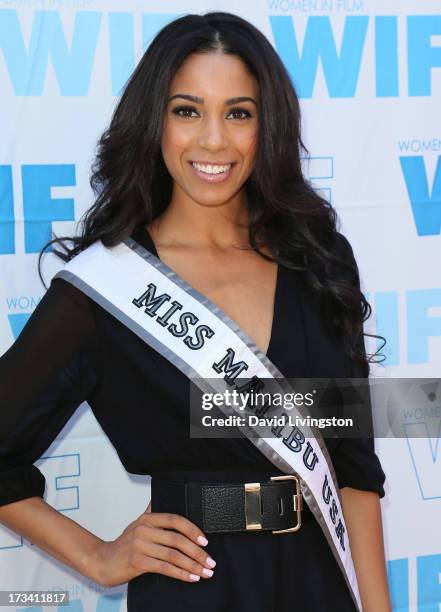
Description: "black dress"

(0, 225), (385, 611)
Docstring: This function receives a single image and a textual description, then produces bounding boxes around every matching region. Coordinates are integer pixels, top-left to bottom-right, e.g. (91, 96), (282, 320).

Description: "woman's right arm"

(0, 277), (215, 585)
(0, 277), (109, 582)
(0, 495), (216, 586)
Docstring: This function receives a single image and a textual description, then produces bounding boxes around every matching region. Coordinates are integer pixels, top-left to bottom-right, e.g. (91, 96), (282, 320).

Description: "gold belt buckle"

(244, 474), (303, 533)
(244, 482), (263, 530)
(270, 474), (303, 534)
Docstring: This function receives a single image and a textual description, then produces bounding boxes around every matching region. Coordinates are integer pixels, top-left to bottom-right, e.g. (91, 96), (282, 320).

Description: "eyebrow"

(168, 94), (257, 106)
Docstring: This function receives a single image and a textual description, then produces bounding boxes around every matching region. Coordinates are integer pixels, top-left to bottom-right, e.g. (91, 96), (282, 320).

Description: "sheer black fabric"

(0, 277), (102, 505)
(0, 226), (385, 611)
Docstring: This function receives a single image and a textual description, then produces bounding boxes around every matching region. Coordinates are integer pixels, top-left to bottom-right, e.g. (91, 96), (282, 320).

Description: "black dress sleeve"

(0, 277), (102, 507)
(330, 233), (386, 498)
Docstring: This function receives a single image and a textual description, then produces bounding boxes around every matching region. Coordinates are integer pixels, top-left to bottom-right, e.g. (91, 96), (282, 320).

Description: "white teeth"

(192, 162), (231, 174)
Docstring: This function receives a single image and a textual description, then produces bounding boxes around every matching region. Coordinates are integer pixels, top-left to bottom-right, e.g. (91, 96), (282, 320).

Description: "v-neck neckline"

(130, 224), (281, 360)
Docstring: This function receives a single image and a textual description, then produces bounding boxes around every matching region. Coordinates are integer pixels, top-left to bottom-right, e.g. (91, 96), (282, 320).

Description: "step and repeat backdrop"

(0, 1), (440, 610)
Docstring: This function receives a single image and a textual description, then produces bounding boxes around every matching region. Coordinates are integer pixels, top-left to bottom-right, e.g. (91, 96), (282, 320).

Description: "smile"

(189, 161), (235, 183)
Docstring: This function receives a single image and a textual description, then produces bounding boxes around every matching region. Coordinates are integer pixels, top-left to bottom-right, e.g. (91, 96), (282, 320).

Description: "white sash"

(54, 236), (362, 611)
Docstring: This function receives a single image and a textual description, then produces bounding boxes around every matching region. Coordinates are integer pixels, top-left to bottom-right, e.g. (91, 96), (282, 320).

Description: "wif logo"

(399, 153), (441, 237)
(388, 554), (441, 610)
(270, 14), (441, 98)
(386, 381), (441, 500)
(0, 10), (176, 96)
(0, 11), (439, 97)
(0, 164), (76, 255)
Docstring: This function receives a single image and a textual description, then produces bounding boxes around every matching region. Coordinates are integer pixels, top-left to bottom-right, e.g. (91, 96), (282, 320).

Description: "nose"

(197, 115), (228, 151)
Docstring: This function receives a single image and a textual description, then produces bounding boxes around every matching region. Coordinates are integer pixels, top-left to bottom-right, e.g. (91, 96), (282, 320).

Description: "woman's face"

(161, 52), (259, 207)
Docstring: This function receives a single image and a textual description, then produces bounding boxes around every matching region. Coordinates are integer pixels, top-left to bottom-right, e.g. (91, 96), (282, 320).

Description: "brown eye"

(228, 108), (252, 120)
(171, 105), (198, 118)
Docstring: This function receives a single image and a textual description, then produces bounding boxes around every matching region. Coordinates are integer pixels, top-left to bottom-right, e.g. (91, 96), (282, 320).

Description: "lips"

(188, 161), (236, 183)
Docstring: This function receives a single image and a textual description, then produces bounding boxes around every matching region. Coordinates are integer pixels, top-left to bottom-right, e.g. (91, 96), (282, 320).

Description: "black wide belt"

(151, 474), (314, 534)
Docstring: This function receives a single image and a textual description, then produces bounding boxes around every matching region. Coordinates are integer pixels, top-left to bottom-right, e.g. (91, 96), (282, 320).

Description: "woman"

(0, 11), (390, 612)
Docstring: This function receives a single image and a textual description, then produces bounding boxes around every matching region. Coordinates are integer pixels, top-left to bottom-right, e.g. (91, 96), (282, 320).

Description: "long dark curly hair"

(38, 10), (385, 375)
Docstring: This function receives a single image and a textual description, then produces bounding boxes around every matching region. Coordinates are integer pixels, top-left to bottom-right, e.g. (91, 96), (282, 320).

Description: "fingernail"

(206, 557), (216, 568)
(197, 535), (208, 546)
(189, 574), (200, 581)
(202, 568), (214, 577)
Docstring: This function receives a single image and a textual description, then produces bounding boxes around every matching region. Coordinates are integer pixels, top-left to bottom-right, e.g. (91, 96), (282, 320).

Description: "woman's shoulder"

(329, 231), (361, 287)
(332, 231), (357, 262)
(1, 270), (101, 393)
(289, 230), (359, 289)
(46, 275), (97, 319)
